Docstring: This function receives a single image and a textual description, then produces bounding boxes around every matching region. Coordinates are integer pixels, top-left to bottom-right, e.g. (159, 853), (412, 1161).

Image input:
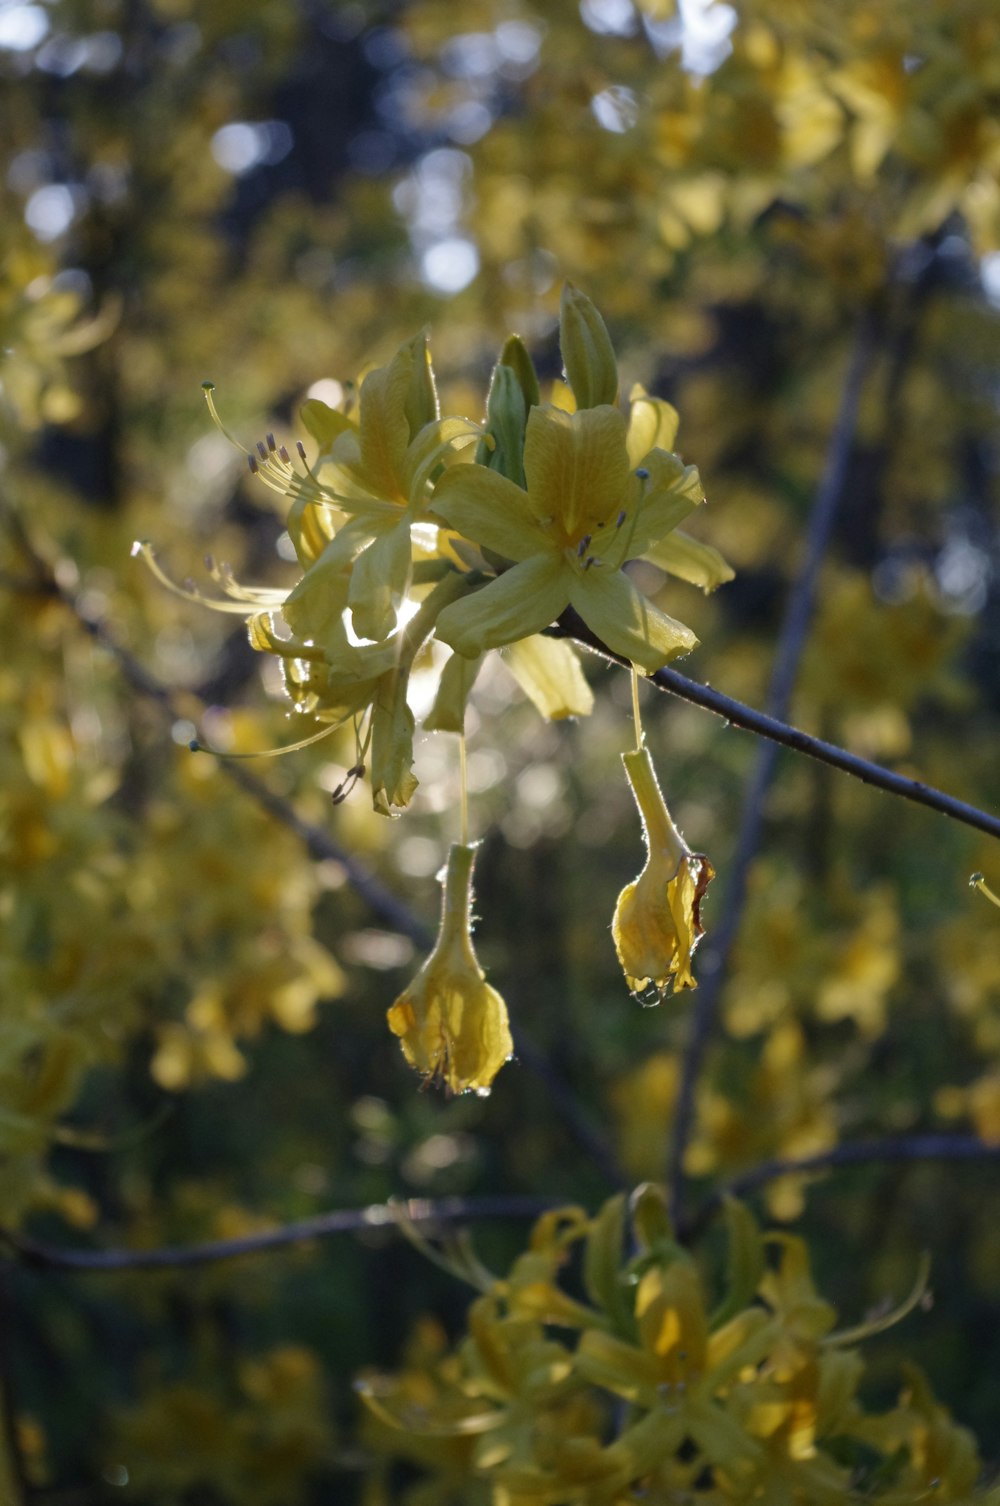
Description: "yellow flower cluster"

(142, 290), (725, 1096)
(360, 1189), (998, 1505)
(140, 286), (726, 819)
(143, 288), (730, 1093)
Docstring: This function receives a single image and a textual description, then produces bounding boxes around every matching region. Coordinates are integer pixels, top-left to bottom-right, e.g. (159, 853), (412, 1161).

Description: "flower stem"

(441, 841), (476, 925)
(459, 733), (469, 848)
(621, 744), (687, 867)
(631, 662), (643, 752)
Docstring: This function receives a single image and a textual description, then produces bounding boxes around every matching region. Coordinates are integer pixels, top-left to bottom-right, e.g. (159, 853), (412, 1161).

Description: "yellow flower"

(387, 844), (512, 1095)
(430, 401), (703, 672)
(612, 743), (714, 998)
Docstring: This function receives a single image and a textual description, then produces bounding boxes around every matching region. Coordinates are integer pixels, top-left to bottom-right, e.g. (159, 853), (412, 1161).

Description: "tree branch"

(680, 1134), (1000, 1242)
(561, 620), (1000, 846)
(0, 1194), (558, 1275)
(648, 667), (1000, 842)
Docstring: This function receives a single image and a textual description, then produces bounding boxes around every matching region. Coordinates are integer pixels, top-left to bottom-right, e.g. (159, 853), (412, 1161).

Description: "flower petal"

(370, 670), (419, 814)
(626, 384), (680, 465)
(300, 397), (356, 454)
(424, 650), (484, 733)
(432, 465), (549, 562)
(523, 405), (631, 540)
(642, 528), (735, 592)
(358, 344), (417, 499)
(570, 567), (697, 671)
(349, 520), (413, 642)
(503, 635), (594, 720)
(402, 415), (482, 506)
(436, 555), (568, 659)
(622, 451), (705, 562)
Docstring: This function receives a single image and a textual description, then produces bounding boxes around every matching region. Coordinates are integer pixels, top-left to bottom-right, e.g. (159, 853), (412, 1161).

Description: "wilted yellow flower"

(612, 742), (713, 998)
(387, 843), (512, 1095)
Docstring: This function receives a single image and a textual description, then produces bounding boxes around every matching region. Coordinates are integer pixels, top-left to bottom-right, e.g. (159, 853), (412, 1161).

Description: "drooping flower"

(386, 843), (512, 1094)
(612, 742), (714, 997)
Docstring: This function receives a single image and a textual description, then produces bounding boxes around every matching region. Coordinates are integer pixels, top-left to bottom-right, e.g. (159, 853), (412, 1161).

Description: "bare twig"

(0, 1194), (558, 1275)
(648, 668), (1000, 842)
(680, 1134), (1000, 1242)
(560, 620), (1000, 846)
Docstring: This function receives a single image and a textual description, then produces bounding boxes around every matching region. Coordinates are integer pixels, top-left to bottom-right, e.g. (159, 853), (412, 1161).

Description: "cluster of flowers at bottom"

(358, 1187), (998, 1506)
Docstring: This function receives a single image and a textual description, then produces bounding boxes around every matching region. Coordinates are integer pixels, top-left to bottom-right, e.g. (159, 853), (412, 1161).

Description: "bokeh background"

(2, 0), (999, 1499)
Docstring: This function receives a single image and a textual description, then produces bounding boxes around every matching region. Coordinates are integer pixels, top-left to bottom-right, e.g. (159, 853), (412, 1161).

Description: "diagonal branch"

(680, 1134), (1000, 1242)
(648, 667), (1000, 842)
(0, 1194), (558, 1274)
(560, 619), (1000, 845)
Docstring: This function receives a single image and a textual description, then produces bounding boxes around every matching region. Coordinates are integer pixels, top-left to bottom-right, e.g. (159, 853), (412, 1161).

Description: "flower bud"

(559, 283), (620, 409)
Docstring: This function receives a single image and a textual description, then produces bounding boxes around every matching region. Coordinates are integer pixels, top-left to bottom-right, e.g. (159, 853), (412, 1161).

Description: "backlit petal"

(523, 405), (631, 540)
(642, 528), (735, 592)
(432, 465), (549, 562)
(436, 555), (568, 659)
(570, 567), (697, 671)
(622, 451), (705, 562)
(626, 384), (680, 465)
(503, 635), (594, 719)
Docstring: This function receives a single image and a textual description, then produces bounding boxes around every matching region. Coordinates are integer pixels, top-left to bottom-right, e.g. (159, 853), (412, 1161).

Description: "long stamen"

(189, 718), (343, 760)
(130, 542), (276, 613)
(202, 382), (252, 454)
(971, 873), (1000, 909)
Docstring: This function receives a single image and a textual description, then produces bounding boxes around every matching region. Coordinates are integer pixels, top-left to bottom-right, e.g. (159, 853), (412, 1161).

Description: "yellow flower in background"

(387, 843), (512, 1095)
(613, 742), (714, 997)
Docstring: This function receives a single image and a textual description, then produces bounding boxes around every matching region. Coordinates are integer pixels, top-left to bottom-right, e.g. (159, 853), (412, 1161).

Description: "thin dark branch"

(680, 1135), (1000, 1242)
(648, 668), (1000, 842)
(0, 1194), (558, 1274)
(560, 622), (1000, 846)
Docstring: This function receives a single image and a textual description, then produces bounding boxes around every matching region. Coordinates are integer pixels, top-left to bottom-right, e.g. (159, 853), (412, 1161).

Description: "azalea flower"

(296, 334), (479, 642)
(386, 843), (512, 1094)
(430, 401), (704, 672)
